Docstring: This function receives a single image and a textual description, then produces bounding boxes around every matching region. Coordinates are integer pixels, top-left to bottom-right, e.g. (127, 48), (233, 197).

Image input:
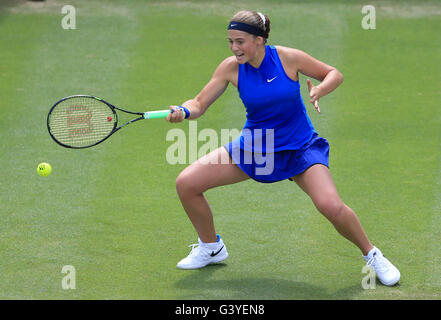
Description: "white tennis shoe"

(177, 235), (228, 269)
(363, 247), (400, 286)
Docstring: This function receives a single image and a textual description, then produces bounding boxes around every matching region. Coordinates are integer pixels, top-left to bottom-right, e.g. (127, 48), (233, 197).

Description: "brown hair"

(231, 10), (271, 42)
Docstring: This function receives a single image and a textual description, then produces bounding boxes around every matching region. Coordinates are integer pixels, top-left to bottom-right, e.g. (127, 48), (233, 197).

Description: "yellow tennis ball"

(37, 162), (52, 177)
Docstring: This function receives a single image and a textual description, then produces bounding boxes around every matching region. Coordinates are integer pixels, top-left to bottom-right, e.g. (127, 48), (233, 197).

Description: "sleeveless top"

(233, 45), (316, 153)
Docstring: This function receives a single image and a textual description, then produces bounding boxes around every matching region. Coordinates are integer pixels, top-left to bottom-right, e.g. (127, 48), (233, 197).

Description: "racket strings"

(48, 96), (116, 148)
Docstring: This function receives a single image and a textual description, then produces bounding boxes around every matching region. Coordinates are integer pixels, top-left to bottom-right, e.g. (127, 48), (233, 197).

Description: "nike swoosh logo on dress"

(267, 76), (277, 83)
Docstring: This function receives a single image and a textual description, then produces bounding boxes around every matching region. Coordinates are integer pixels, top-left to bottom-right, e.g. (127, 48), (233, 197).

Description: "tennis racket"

(47, 95), (187, 149)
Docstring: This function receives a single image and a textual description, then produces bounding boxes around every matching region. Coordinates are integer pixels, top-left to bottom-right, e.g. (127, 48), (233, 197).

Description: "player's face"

(228, 30), (263, 64)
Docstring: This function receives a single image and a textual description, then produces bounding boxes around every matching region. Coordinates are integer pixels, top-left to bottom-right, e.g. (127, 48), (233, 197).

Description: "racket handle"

(143, 106), (189, 119)
(143, 110), (171, 119)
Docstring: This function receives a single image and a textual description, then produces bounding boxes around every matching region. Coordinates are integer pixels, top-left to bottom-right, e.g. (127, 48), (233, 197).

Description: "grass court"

(0, 0), (440, 299)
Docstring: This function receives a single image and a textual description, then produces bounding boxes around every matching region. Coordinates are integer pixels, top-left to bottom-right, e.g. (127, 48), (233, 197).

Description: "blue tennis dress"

(224, 45), (329, 183)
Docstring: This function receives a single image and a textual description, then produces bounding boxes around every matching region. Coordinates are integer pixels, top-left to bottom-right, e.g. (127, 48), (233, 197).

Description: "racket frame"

(47, 95), (148, 149)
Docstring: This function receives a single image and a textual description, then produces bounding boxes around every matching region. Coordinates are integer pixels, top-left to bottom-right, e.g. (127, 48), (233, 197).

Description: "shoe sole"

(378, 274), (400, 286)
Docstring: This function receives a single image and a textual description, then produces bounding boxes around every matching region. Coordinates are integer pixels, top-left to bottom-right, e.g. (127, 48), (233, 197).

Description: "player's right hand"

(166, 105), (185, 123)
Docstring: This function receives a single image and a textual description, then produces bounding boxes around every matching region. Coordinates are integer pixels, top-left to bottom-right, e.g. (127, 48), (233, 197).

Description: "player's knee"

(315, 196), (345, 221)
(176, 172), (204, 197)
(176, 173), (191, 196)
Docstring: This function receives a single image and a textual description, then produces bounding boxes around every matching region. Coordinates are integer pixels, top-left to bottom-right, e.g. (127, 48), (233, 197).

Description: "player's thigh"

(176, 147), (249, 194)
(291, 164), (343, 214)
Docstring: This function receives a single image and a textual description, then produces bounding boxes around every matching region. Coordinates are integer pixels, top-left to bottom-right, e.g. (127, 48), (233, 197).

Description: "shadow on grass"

(0, 0), (29, 24)
(174, 264), (361, 300)
(0, 0), (28, 11)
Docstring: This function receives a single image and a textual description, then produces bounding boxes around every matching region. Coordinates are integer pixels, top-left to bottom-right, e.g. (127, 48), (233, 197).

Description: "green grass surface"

(0, 0), (440, 299)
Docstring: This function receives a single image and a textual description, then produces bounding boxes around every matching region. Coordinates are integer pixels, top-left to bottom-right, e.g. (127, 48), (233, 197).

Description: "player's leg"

(176, 146), (249, 243)
(291, 164), (373, 254)
(291, 164), (400, 286)
(175, 146), (249, 269)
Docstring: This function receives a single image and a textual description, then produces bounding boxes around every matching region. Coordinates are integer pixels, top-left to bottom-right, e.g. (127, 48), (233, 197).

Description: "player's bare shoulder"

(274, 45), (302, 81)
(274, 45), (303, 64)
(215, 56), (239, 85)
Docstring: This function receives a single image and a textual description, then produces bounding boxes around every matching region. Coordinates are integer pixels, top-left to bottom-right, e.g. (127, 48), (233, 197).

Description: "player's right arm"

(167, 56), (238, 122)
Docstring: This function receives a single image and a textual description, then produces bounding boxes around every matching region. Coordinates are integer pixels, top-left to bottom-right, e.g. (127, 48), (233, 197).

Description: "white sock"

(363, 246), (379, 261)
(198, 235), (222, 248)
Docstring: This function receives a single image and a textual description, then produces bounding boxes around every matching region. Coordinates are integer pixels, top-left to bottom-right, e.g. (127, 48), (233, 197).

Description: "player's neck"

(248, 46), (266, 69)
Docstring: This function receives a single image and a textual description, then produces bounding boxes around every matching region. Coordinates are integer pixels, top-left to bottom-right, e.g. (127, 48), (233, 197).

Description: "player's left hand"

(307, 79), (321, 114)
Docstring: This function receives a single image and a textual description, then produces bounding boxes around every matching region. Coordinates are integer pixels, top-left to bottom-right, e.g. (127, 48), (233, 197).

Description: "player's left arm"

(279, 46), (343, 113)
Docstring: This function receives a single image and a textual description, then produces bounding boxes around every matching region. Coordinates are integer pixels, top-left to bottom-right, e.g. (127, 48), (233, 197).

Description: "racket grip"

(143, 106), (190, 120)
(143, 110), (171, 119)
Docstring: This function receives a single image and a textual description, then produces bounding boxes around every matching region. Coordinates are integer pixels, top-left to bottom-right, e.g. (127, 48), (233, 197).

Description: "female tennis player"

(167, 10), (400, 286)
